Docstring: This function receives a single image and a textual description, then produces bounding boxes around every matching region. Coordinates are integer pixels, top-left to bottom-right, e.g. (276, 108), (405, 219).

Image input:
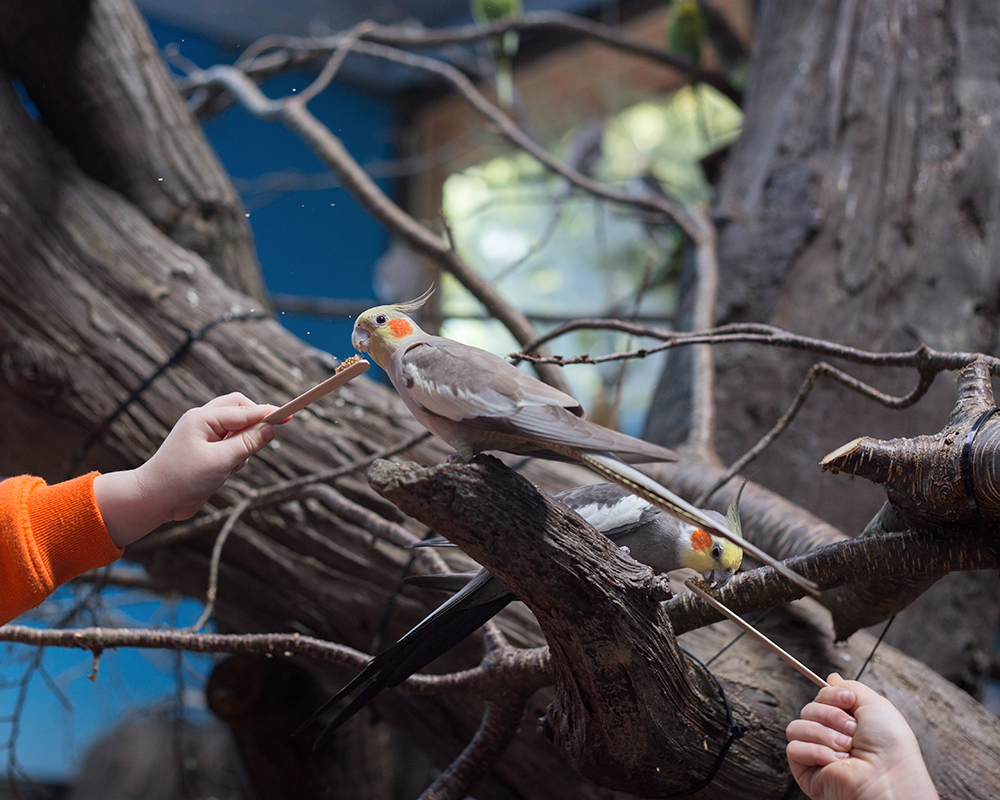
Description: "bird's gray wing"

(394, 337), (582, 422)
(468, 404), (678, 462)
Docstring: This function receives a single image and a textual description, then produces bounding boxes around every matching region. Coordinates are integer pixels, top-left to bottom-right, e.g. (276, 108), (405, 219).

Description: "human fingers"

(785, 738), (849, 769)
(201, 391), (256, 410)
(836, 679), (893, 712)
(194, 416), (276, 469)
(197, 402), (279, 441)
(812, 677), (857, 712)
(799, 700), (858, 738)
(786, 717), (853, 752)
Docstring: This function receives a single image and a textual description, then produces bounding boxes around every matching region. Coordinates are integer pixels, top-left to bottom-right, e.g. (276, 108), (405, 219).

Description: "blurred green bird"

(665, 0), (707, 65)
(666, 0), (713, 145)
(471, 0), (523, 108)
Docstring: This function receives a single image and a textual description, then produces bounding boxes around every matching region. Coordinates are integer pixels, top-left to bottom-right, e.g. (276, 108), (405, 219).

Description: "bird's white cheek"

(351, 328), (370, 352)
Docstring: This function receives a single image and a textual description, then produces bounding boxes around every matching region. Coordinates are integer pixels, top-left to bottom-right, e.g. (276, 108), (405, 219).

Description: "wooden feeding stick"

(685, 579), (830, 689)
(263, 356), (370, 424)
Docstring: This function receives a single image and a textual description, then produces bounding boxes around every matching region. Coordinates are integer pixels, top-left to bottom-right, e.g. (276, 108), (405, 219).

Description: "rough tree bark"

(646, 0), (1000, 692)
(368, 455), (1000, 800)
(2, 1), (999, 798)
(0, 0), (267, 302)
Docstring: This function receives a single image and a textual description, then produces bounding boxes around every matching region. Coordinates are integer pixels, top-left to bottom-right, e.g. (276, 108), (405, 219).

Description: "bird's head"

(352, 286), (434, 368)
(684, 526), (742, 589)
(683, 504), (743, 589)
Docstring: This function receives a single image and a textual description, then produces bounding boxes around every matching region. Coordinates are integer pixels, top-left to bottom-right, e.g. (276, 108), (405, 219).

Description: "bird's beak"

(351, 326), (370, 353)
(703, 568), (734, 589)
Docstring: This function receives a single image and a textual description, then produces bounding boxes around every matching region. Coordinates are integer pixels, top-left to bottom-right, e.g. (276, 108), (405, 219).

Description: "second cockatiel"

(305, 483), (743, 749)
(351, 288), (815, 592)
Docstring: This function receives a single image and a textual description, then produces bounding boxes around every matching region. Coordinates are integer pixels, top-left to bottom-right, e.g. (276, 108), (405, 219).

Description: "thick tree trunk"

(713, 0), (1000, 530)
(647, 0), (1000, 693)
(0, 0), (267, 302)
(0, 24), (604, 797)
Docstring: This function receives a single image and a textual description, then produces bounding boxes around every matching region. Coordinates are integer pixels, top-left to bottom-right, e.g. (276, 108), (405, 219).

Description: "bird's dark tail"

(302, 589), (514, 750)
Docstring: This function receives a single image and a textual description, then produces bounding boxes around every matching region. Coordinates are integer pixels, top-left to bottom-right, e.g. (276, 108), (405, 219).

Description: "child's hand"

(94, 393), (279, 547)
(785, 673), (938, 800)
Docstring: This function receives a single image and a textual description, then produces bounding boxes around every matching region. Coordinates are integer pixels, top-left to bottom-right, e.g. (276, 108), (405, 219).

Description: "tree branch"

(174, 59), (570, 392)
(186, 13), (741, 116)
(822, 360), (1000, 525)
(366, 455), (792, 796)
(0, 0), (267, 300)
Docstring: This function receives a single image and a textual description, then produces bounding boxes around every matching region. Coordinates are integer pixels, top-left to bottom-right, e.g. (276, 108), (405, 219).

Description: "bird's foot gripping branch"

(367, 455), (792, 797)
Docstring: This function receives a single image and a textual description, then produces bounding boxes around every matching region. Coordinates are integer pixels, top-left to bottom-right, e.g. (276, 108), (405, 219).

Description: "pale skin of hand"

(93, 393), (280, 548)
(785, 673), (939, 800)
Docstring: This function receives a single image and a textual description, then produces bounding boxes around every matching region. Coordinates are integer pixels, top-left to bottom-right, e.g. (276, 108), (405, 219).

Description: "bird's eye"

(373, 314), (389, 326)
(711, 544), (723, 560)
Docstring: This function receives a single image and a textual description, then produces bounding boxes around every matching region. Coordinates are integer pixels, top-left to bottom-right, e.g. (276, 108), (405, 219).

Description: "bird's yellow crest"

(352, 287), (435, 368)
(389, 285), (435, 316)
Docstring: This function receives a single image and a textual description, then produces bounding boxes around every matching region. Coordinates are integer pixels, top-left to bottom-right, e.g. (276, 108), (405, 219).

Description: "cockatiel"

(352, 288), (680, 466)
(304, 483), (743, 749)
(350, 288), (815, 593)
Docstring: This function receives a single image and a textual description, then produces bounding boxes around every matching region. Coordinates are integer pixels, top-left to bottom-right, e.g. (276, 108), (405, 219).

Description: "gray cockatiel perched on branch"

(348, 288), (814, 593)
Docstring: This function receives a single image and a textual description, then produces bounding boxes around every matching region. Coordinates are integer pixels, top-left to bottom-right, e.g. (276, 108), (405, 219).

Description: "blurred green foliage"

(440, 84), (742, 433)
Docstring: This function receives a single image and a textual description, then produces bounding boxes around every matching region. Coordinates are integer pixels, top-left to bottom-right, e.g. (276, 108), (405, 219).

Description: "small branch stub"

(821, 361), (1000, 527)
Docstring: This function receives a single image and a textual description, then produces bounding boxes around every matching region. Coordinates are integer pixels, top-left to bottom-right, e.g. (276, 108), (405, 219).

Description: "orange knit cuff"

(25, 472), (124, 589)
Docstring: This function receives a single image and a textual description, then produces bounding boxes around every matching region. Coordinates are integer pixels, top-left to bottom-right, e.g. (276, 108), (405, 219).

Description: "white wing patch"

(402, 361), (514, 420)
(574, 494), (652, 533)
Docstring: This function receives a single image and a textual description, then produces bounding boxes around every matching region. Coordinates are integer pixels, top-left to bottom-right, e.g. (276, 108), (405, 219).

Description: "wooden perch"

(821, 360), (1000, 526)
(367, 455), (794, 798)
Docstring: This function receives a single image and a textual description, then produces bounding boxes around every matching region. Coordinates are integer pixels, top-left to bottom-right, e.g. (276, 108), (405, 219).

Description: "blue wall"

(150, 18), (393, 358)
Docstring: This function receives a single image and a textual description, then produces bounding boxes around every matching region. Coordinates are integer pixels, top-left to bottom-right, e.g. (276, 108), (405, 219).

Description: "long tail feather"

(292, 659), (377, 738)
(572, 450), (819, 596)
(301, 579), (513, 749)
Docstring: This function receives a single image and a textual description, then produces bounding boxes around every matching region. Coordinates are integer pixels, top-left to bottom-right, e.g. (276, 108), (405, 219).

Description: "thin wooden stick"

(263, 357), (370, 423)
(685, 579), (830, 688)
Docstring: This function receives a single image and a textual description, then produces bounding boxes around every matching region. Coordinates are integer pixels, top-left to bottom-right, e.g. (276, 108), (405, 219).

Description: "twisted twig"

(176, 57), (570, 392)
(420, 699), (527, 800)
(187, 496), (253, 631)
(695, 359), (937, 504)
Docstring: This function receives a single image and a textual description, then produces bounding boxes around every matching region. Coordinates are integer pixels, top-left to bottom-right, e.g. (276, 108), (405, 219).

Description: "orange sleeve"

(0, 472), (124, 624)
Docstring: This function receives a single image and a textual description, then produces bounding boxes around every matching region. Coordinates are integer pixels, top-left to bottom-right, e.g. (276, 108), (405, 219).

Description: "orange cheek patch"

(388, 318), (413, 338)
(690, 528), (713, 553)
